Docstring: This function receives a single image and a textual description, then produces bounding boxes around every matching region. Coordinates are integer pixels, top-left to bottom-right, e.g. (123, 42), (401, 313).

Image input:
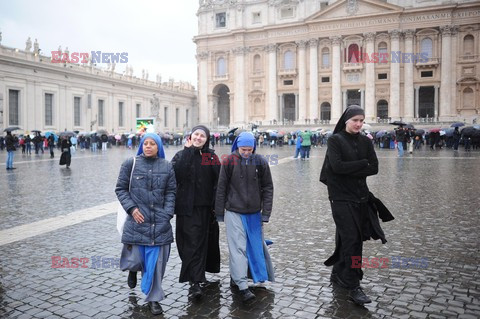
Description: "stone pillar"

(360, 89), (365, 110)
(389, 30), (401, 120)
(403, 29), (415, 121)
(440, 25), (453, 120)
(233, 46), (246, 125)
(450, 26), (459, 118)
(331, 36), (342, 122)
(309, 38), (319, 121)
(343, 90), (347, 111)
(414, 86), (419, 118)
(295, 93), (299, 120)
(267, 44), (278, 122)
(434, 85), (439, 120)
(197, 51), (209, 125)
(297, 40), (307, 122)
(364, 32), (376, 122)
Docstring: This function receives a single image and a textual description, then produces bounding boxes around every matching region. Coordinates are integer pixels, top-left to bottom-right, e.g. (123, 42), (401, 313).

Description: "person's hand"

(184, 136), (193, 148)
(132, 208), (144, 223)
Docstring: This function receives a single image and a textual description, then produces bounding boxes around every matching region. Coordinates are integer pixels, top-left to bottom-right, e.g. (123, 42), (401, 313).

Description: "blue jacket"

(115, 155), (177, 246)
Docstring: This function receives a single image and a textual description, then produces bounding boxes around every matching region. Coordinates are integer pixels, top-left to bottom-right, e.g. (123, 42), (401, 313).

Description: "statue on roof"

(25, 37), (32, 51)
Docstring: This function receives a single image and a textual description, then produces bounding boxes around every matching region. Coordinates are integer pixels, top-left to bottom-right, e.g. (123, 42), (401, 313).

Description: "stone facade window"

(74, 97), (81, 126)
(252, 12), (261, 24)
(348, 44), (360, 63)
(119, 102), (124, 127)
(98, 100), (104, 127)
(45, 93), (53, 126)
(164, 107), (168, 127)
(253, 54), (262, 73)
(320, 102), (331, 121)
(377, 100), (388, 119)
(421, 38), (433, 59)
(378, 42), (388, 63)
(8, 89), (19, 125)
(463, 35), (474, 55)
(284, 50), (294, 69)
(175, 108), (179, 128)
(322, 48), (330, 68)
(280, 7), (294, 19)
(217, 57), (226, 76)
(216, 12), (226, 28)
(136, 103), (141, 118)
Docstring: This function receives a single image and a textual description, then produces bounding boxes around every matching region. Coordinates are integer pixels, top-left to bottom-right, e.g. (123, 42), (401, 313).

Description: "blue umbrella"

(375, 130), (387, 138)
(451, 122), (465, 128)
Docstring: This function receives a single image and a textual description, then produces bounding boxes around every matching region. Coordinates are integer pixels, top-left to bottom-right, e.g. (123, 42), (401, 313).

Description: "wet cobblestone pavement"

(1, 145), (479, 318)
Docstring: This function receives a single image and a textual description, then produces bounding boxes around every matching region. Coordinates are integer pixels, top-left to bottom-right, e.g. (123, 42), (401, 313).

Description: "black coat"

(320, 130), (378, 203)
(171, 146), (220, 215)
(5, 134), (16, 151)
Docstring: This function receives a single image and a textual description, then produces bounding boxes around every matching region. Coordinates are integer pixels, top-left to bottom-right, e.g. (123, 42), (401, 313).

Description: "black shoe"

(330, 272), (349, 289)
(190, 282), (203, 299)
(127, 271), (137, 288)
(239, 288), (255, 302)
(230, 277), (238, 289)
(10, 167), (17, 170)
(349, 286), (371, 305)
(148, 301), (163, 315)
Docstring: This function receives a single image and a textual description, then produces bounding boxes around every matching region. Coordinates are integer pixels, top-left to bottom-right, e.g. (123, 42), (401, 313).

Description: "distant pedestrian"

(48, 135), (55, 158)
(294, 135), (302, 158)
(25, 135), (32, 154)
(300, 130), (313, 160)
(453, 127), (461, 151)
(5, 131), (17, 170)
(59, 136), (72, 168)
(101, 134), (108, 151)
(116, 133), (176, 316)
(215, 132), (275, 303)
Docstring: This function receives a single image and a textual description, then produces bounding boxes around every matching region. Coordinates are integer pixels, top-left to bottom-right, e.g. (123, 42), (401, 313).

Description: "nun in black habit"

(171, 125), (221, 299)
(320, 105), (383, 305)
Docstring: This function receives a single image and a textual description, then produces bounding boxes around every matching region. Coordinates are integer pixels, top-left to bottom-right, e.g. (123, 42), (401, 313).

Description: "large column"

(233, 47), (246, 126)
(309, 38), (319, 121)
(389, 30), (401, 120)
(414, 86), (419, 118)
(360, 89), (365, 110)
(403, 29), (415, 121)
(297, 40), (307, 122)
(450, 26), (459, 119)
(267, 44), (278, 122)
(434, 85), (439, 119)
(343, 90), (347, 110)
(440, 25), (453, 121)
(364, 32), (376, 122)
(197, 51), (209, 125)
(330, 36), (342, 122)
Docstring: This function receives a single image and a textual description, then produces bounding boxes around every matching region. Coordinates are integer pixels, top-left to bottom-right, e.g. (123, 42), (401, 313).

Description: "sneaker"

(148, 301), (163, 315)
(190, 282), (203, 299)
(239, 288), (255, 302)
(127, 271), (137, 288)
(349, 286), (371, 305)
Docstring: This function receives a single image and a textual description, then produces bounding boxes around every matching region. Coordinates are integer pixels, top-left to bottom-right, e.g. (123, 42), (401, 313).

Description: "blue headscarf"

(137, 133), (165, 158)
(231, 132), (256, 153)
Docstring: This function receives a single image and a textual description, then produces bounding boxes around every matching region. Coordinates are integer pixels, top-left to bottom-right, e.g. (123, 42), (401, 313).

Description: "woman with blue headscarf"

(215, 132), (275, 303)
(115, 133), (176, 315)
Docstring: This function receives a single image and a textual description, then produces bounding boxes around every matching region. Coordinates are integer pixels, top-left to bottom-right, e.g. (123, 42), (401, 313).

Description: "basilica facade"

(195, 0), (480, 128)
(0, 40), (197, 134)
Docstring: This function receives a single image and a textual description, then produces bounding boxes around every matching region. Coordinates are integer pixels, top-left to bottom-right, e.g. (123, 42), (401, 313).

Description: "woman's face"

(143, 138), (158, 157)
(345, 115), (365, 134)
(191, 130), (207, 148)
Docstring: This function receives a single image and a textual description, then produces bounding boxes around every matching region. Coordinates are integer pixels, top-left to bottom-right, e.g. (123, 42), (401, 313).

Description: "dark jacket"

(215, 152), (274, 222)
(171, 146), (220, 216)
(396, 128), (407, 143)
(61, 139), (72, 152)
(320, 130), (378, 203)
(116, 155), (176, 246)
(5, 134), (16, 152)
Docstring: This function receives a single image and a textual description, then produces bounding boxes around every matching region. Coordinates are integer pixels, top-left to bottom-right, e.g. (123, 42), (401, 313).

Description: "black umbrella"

(96, 129), (108, 135)
(3, 126), (22, 132)
(59, 131), (76, 137)
(450, 122), (465, 128)
(228, 127), (239, 135)
(31, 129), (42, 133)
(390, 121), (407, 126)
(461, 126), (477, 137)
(405, 124), (415, 129)
(415, 129), (425, 136)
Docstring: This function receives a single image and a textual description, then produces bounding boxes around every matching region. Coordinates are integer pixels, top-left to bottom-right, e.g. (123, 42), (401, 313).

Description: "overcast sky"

(0, 0), (199, 86)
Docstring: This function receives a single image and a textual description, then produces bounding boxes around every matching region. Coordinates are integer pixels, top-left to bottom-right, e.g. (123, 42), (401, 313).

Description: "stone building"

(0, 39), (197, 134)
(195, 0), (480, 128)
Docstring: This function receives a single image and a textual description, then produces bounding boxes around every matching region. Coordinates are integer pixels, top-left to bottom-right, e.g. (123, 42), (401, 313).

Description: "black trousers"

(330, 200), (368, 289)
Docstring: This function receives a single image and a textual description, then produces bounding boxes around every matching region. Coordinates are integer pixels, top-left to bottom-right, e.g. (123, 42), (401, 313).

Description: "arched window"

(217, 57), (226, 76)
(320, 102), (331, 121)
(377, 100), (388, 119)
(322, 48), (330, 67)
(421, 38), (433, 59)
(284, 50), (294, 69)
(253, 54), (262, 73)
(348, 44), (360, 63)
(378, 41), (388, 63)
(463, 88), (474, 109)
(464, 35), (474, 55)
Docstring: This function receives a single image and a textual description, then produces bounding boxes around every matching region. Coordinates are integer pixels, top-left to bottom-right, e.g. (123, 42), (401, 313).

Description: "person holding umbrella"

(5, 130), (17, 170)
(59, 136), (72, 168)
(319, 105), (379, 305)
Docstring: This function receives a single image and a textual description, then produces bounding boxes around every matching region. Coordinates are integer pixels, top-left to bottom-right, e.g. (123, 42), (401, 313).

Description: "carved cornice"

(441, 25), (459, 37)
(196, 51), (209, 60)
(330, 36), (342, 46)
(389, 29), (401, 40)
(364, 32), (376, 42)
(308, 38), (319, 47)
(296, 40), (307, 49)
(232, 46), (247, 55)
(403, 29), (415, 40)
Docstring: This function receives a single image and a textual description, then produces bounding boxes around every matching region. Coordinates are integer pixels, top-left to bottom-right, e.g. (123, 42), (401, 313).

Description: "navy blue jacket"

(115, 155), (176, 246)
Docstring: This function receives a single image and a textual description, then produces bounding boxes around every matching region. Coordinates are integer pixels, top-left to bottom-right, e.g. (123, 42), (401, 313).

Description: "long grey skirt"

(120, 244), (170, 302)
